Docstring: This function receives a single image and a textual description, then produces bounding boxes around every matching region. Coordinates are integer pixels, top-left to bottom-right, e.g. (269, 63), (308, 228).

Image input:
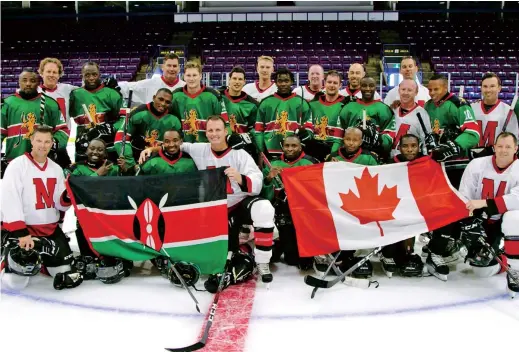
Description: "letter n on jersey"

(33, 178), (57, 209)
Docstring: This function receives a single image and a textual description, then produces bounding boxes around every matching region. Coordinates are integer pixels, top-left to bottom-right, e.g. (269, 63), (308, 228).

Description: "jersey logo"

(481, 178), (507, 200)
(392, 123), (411, 149)
(22, 112), (37, 140)
(432, 119), (441, 134)
(145, 129), (160, 147)
(33, 178), (57, 210)
(229, 114), (239, 134)
(274, 110), (290, 137)
(85, 104), (100, 129)
(477, 120), (498, 147)
(315, 116), (329, 140)
(184, 109), (199, 141)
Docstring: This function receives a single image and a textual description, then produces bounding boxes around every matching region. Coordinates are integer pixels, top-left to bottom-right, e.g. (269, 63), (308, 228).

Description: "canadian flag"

(282, 156), (470, 257)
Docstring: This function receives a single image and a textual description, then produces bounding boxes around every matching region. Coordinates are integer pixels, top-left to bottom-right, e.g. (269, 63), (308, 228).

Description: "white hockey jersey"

(242, 81), (277, 102)
(1, 153), (70, 236)
(339, 86), (381, 100)
(38, 83), (79, 131)
(391, 104), (432, 157)
(471, 100), (519, 147)
(292, 85), (323, 101)
(180, 143), (263, 208)
(459, 156), (519, 220)
(384, 83), (431, 108)
(118, 76), (186, 107)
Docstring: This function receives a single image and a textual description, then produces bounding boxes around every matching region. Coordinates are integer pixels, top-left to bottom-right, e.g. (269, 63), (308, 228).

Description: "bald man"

(339, 63), (381, 100)
(384, 57), (430, 108)
(391, 79), (433, 157)
(293, 64), (324, 101)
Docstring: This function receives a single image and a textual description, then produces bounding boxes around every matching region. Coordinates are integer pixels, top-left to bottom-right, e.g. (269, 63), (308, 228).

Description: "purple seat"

(245, 64), (255, 71)
(489, 64), (500, 71)
(431, 57), (441, 64)
(234, 57), (245, 65)
(468, 92), (480, 100)
(342, 56), (352, 64)
(353, 56), (363, 63)
(342, 63), (350, 71)
(277, 56), (287, 65)
(466, 80), (478, 86)
(464, 86), (475, 93)
(298, 56), (308, 64)
(456, 64), (467, 71)
(120, 73), (132, 80)
(332, 63), (342, 70)
(511, 64), (519, 71)
(474, 57), (485, 64)
(485, 57), (496, 64)
(496, 57), (506, 64)
(453, 56), (463, 63)
(127, 65), (137, 71)
(507, 72), (517, 79)
(501, 86), (510, 93)
(462, 72), (473, 79)
(205, 57), (215, 64)
(120, 58), (130, 64)
(450, 72), (461, 78)
(100, 58), (109, 64)
(246, 57), (256, 64)
(446, 64), (456, 70)
(287, 56), (297, 64)
(503, 80), (514, 86)
(109, 58), (120, 65)
(435, 64), (445, 71)
(330, 56), (341, 64)
(223, 64), (233, 72)
(468, 64), (479, 71)
(502, 64), (513, 72)
(508, 56), (517, 64)
(464, 57), (474, 63)
(309, 56), (319, 64)
(320, 56), (330, 64)
(479, 64), (490, 71)
(230, 50), (241, 57)
(441, 56), (452, 63)
(453, 79), (465, 86)
(505, 93), (515, 99)
(299, 64), (309, 72)
(225, 57), (235, 64)
(322, 63), (331, 71)
(213, 64), (223, 72)
(7, 82), (18, 87)
(215, 57), (225, 65)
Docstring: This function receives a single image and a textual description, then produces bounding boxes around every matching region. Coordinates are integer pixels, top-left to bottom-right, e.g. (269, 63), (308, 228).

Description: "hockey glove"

(295, 127), (312, 142)
(102, 76), (121, 94)
(431, 140), (460, 162)
(73, 255), (98, 280)
(1, 153), (8, 179)
(53, 271), (84, 290)
(357, 120), (382, 149)
(469, 146), (494, 160)
(227, 133), (252, 150)
(424, 133), (438, 153)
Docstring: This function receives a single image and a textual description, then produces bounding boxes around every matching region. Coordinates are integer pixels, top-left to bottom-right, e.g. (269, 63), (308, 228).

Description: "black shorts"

(227, 196), (264, 251)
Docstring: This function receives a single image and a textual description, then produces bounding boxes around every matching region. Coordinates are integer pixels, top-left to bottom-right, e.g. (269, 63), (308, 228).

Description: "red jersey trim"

(244, 175), (253, 193)
(274, 92), (297, 101)
(357, 99), (382, 106)
(159, 149), (183, 165)
(211, 147), (232, 159)
(40, 84), (58, 93)
(161, 76), (180, 87)
(339, 148), (362, 161)
(281, 152), (306, 165)
(146, 103), (169, 118)
(28, 223), (58, 237)
(345, 86), (360, 96)
(491, 154), (517, 174)
(494, 196), (508, 214)
(60, 191), (71, 207)
(15, 92), (42, 101)
(3, 221), (27, 232)
(255, 81), (275, 93)
(25, 152), (48, 171)
(225, 89), (248, 103)
(480, 100), (501, 115)
(398, 103), (419, 117)
(85, 84), (106, 94)
(183, 85), (206, 99)
(319, 94), (345, 106)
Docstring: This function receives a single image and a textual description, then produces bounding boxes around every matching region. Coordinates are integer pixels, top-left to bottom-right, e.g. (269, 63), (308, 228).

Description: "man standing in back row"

(384, 56), (431, 108)
(243, 56), (277, 102)
(339, 63), (381, 100)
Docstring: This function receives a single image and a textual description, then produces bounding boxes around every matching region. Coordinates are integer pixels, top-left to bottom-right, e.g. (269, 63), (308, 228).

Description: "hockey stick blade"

(304, 247), (381, 289)
(165, 341), (205, 352)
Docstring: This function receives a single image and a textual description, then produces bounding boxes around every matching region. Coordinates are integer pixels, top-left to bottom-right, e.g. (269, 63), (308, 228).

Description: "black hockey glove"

(357, 120), (381, 149)
(1, 153), (8, 179)
(102, 76), (121, 94)
(227, 133), (252, 150)
(73, 255), (98, 280)
(295, 127), (312, 142)
(424, 133), (438, 153)
(33, 237), (59, 257)
(431, 140), (460, 162)
(53, 271), (84, 290)
(469, 146), (494, 160)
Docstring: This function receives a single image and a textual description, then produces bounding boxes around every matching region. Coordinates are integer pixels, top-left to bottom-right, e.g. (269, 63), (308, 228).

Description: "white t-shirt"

(118, 76), (186, 107)
(242, 81), (277, 102)
(384, 83), (431, 108)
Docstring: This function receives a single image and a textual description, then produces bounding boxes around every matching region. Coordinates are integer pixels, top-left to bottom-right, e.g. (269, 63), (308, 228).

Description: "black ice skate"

(380, 254), (397, 278)
(507, 268), (519, 299)
(426, 253), (449, 281)
(257, 262), (273, 285)
(399, 254), (425, 277)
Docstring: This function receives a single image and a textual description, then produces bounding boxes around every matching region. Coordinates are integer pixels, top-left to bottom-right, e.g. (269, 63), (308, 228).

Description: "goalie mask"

(7, 247), (42, 277)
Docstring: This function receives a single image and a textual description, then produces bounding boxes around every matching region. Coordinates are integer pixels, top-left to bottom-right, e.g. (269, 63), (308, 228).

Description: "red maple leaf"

(339, 168), (401, 237)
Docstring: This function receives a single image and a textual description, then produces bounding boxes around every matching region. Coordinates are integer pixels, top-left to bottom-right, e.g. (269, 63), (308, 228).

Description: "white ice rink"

(1, 209), (518, 352)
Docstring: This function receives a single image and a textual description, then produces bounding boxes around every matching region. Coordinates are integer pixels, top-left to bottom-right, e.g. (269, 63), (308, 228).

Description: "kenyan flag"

(66, 167), (228, 274)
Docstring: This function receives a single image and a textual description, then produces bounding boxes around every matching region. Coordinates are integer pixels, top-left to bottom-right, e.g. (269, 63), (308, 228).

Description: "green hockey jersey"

(114, 103), (182, 167)
(1, 93), (69, 160)
(69, 84), (123, 138)
(261, 152), (319, 202)
(255, 93), (313, 155)
(424, 93), (479, 149)
(334, 147), (379, 165)
(335, 100), (396, 154)
(309, 94), (352, 146)
(65, 161), (122, 177)
(139, 149), (197, 175)
(171, 85), (226, 143)
(222, 90), (258, 135)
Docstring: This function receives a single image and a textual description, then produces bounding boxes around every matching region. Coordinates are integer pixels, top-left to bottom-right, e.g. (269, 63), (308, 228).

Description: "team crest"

(184, 109), (199, 141)
(315, 116), (329, 140)
(432, 119), (441, 134)
(127, 194), (168, 251)
(274, 110), (290, 137)
(145, 129), (160, 146)
(229, 114), (239, 134)
(86, 104), (98, 129)
(21, 112), (36, 139)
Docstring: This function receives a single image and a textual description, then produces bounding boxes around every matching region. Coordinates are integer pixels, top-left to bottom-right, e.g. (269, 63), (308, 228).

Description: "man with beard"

(339, 63), (381, 100)
(384, 57), (430, 108)
(243, 56), (277, 102)
(309, 70), (354, 161)
(261, 135), (319, 270)
(334, 77), (395, 159)
(118, 53), (186, 107)
(114, 88), (181, 168)
(391, 79), (433, 158)
(293, 64), (324, 101)
(255, 68), (313, 159)
(1, 69), (69, 167)
(69, 62), (123, 161)
(471, 73), (518, 156)
(139, 129), (196, 175)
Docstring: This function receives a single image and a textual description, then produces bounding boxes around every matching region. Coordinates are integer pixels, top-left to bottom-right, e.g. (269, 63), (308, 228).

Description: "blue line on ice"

(1, 288), (509, 320)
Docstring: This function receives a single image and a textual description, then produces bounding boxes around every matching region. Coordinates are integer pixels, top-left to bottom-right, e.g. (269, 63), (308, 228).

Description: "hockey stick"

(311, 251), (341, 298)
(304, 247), (382, 289)
(325, 253), (376, 289)
(160, 248), (200, 313)
(165, 251), (233, 352)
(502, 95), (518, 133)
(416, 112), (437, 153)
(477, 237), (519, 286)
(120, 89), (133, 157)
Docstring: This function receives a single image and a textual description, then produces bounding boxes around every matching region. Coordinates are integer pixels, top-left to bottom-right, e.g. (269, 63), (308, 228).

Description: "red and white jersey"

(459, 155), (519, 220)
(339, 86), (381, 100)
(118, 76), (186, 107)
(180, 143), (263, 208)
(38, 83), (79, 130)
(384, 84), (431, 108)
(471, 100), (519, 147)
(1, 153), (70, 236)
(292, 85), (323, 101)
(242, 81), (277, 102)
(391, 104), (432, 157)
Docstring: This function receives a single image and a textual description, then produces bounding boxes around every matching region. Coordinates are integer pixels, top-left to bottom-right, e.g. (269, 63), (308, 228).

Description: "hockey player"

(1, 125), (82, 290)
(261, 135), (319, 270)
(391, 79), (433, 157)
(139, 116), (276, 283)
(118, 53), (186, 107)
(171, 60), (226, 143)
(339, 63), (381, 100)
(384, 57), (431, 108)
(471, 73), (518, 153)
(457, 132), (519, 297)
(334, 76), (395, 159)
(292, 64), (324, 101)
(382, 134), (426, 277)
(242, 56), (277, 102)
(69, 62), (123, 161)
(114, 88), (181, 167)
(308, 70), (353, 161)
(254, 67), (313, 158)
(139, 129), (196, 175)
(1, 69), (70, 165)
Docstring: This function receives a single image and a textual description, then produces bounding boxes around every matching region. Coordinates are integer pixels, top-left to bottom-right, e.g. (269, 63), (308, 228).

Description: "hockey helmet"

(230, 250), (255, 284)
(168, 261), (201, 288)
(7, 247), (42, 277)
(96, 257), (125, 284)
